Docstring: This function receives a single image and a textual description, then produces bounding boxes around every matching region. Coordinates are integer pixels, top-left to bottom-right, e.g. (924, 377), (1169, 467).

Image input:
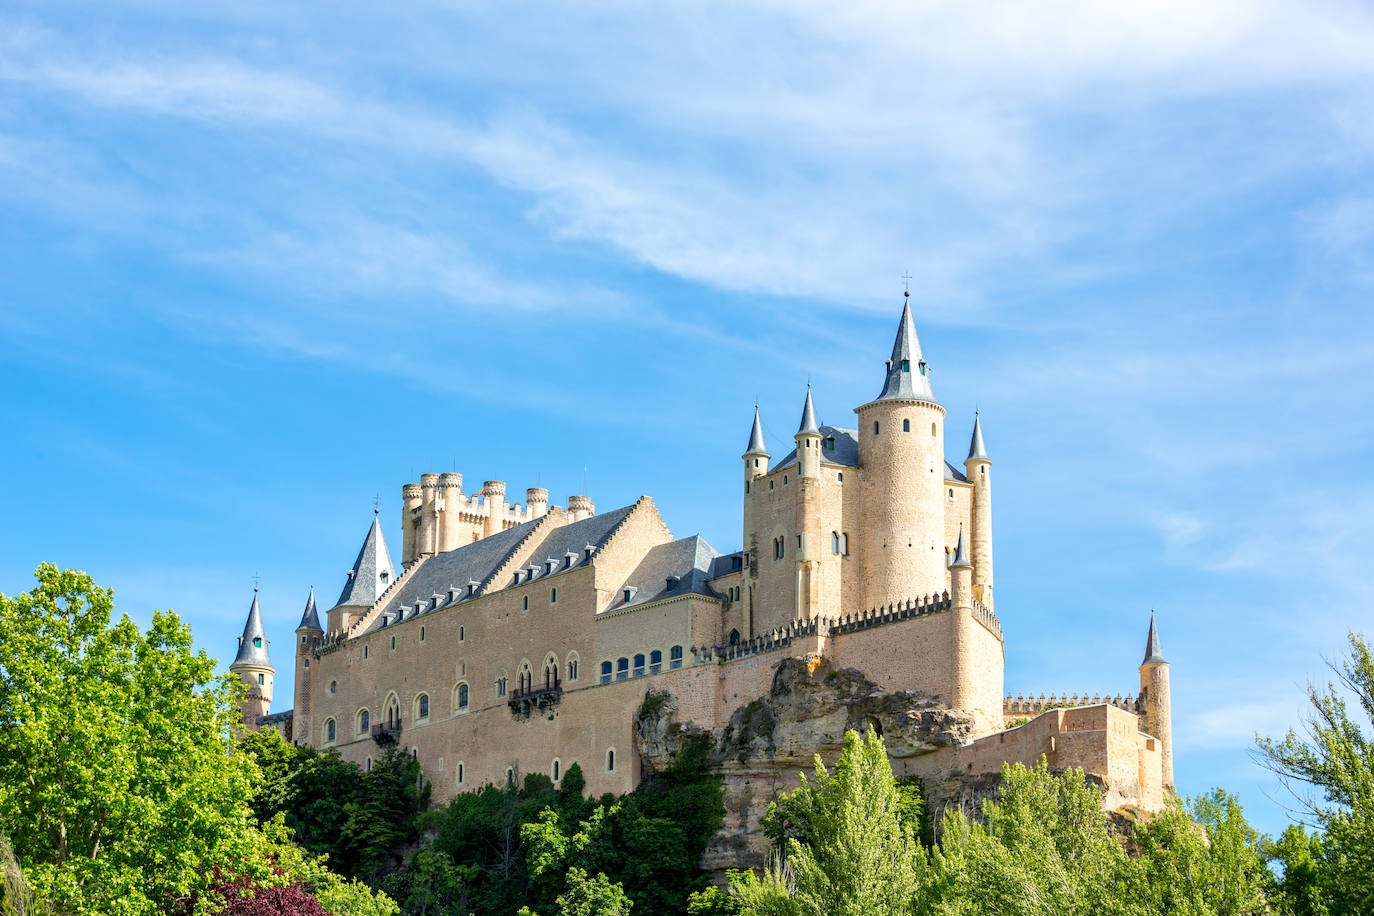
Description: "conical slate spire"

(797, 386), (819, 436)
(1142, 612), (1166, 665)
(874, 297), (937, 403)
(951, 526), (972, 568)
(297, 587), (322, 632)
(336, 514), (397, 608)
(744, 407), (768, 456)
(231, 589), (272, 668)
(967, 412), (989, 462)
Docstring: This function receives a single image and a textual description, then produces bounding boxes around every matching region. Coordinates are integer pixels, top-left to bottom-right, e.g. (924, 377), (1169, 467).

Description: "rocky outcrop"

(636, 654), (973, 873)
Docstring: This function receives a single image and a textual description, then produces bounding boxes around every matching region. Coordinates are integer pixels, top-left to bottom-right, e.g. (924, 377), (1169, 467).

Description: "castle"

(230, 297), (1173, 843)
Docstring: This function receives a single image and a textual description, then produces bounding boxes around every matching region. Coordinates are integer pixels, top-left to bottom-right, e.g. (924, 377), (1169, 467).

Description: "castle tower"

(741, 407), (769, 636)
(293, 587), (323, 745)
(482, 480), (507, 537)
(401, 482), (422, 567)
(417, 473), (440, 559)
(964, 413), (993, 609)
(526, 487), (550, 519)
(229, 588), (274, 731)
(794, 386), (822, 620)
(1139, 613), (1174, 793)
(854, 295), (947, 610)
(567, 494), (595, 522)
(948, 527), (1003, 734)
(328, 511), (397, 634)
(438, 472), (464, 553)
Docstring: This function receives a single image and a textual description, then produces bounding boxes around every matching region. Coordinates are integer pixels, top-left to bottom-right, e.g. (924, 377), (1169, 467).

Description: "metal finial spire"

(252, 571), (260, 591)
(901, 272), (912, 297)
(373, 492), (382, 515)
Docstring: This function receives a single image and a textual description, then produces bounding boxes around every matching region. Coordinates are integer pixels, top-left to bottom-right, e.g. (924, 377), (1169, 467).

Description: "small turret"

(418, 474), (440, 558)
(795, 386), (821, 479)
(1138, 612), (1174, 794)
(963, 412), (993, 609)
(949, 525), (973, 603)
(329, 513), (397, 634)
(526, 487), (550, 519)
(401, 482), (422, 566)
(293, 587), (322, 745)
(481, 480), (507, 537)
(794, 386), (823, 620)
(567, 494), (595, 522)
(438, 472), (464, 552)
(229, 588), (274, 731)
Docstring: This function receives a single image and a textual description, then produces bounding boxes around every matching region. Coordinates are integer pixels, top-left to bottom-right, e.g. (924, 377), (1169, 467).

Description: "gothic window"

(600, 661), (612, 684)
(616, 658), (629, 681)
(773, 538), (784, 560)
(567, 652), (580, 681)
(325, 718), (336, 744)
(497, 674), (508, 698)
(415, 693), (430, 721)
(729, 629), (741, 645)
(841, 533), (850, 555)
(384, 694), (400, 728)
(456, 682), (470, 710)
(633, 654), (646, 678)
(670, 645), (684, 669)
(357, 709), (370, 735)
(543, 654), (559, 688)
(650, 649), (662, 674)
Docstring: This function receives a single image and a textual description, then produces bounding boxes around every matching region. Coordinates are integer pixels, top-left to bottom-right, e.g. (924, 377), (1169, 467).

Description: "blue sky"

(4, 0), (1374, 837)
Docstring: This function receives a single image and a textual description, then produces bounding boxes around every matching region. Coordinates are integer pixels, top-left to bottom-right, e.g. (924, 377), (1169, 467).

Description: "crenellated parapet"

(1004, 693), (1140, 718)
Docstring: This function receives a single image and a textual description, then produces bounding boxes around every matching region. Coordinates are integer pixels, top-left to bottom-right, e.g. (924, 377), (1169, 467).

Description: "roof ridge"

(479, 507), (570, 594)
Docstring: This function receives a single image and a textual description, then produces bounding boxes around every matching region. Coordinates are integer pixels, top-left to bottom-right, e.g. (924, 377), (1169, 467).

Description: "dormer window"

(253, 637), (262, 649)
(901, 359), (910, 371)
(666, 575), (680, 590)
(584, 545), (595, 560)
(380, 571), (389, 583)
(513, 570), (523, 585)
(545, 559), (556, 575)
(623, 585), (638, 603)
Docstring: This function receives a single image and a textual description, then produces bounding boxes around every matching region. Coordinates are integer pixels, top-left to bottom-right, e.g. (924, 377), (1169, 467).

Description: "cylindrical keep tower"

(964, 415), (993, 609)
(401, 482), (423, 566)
(229, 589), (274, 732)
(795, 388), (822, 621)
(417, 474), (440, 559)
(526, 487), (549, 519)
(855, 298), (946, 611)
(567, 494), (595, 522)
(482, 480), (507, 537)
(439, 472), (464, 552)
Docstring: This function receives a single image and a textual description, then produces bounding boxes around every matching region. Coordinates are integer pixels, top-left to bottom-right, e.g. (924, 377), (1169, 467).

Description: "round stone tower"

(855, 295), (947, 611)
(293, 587), (322, 744)
(1139, 613), (1174, 794)
(482, 480), (507, 537)
(401, 482), (422, 567)
(229, 588), (274, 731)
(964, 413), (993, 609)
(439, 472), (464, 552)
(526, 487), (550, 519)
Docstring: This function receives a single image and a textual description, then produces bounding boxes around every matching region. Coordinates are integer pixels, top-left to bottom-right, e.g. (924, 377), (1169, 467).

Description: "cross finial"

(252, 571), (261, 592)
(373, 492), (382, 515)
(901, 272), (912, 297)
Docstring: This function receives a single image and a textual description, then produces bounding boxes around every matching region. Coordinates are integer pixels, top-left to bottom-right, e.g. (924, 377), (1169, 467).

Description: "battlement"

(1003, 693), (1140, 719)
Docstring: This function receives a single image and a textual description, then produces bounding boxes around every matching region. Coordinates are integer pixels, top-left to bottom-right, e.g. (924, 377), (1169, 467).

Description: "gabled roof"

(871, 298), (937, 404)
(335, 514), (397, 609)
(362, 504), (637, 632)
(296, 587), (322, 632)
(231, 589), (272, 669)
(609, 535), (722, 611)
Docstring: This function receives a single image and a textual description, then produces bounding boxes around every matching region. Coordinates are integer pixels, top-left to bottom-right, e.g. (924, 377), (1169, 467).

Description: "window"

(633, 654), (646, 677)
(769, 479), (774, 490)
(456, 682), (469, 710)
(497, 675), (508, 698)
(380, 571), (389, 583)
(257, 673), (264, 685)
(366, 757), (373, 772)
(420, 626), (426, 642)
(600, 661), (613, 685)
(616, 658), (629, 681)
(841, 533), (849, 555)
(745, 481), (750, 494)
(523, 596), (529, 611)
(783, 475), (788, 485)
(416, 693), (430, 721)
(459, 625), (465, 641)
(567, 654), (580, 681)
(948, 488), (954, 497)
(606, 749), (616, 773)
(384, 695), (400, 728)
(330, 680), (337, 694)
(729, 629), (741, 645)
(253, 637), (262, 648)
(796, 534), (803, 550)
(363, 645), (369, 660)
(390, 635), (396, 650)
(506, 768), (515, 786)
(670, 645), (684, 669)
(325, 718), (336, 744)
(650, 649), (662, 674)
(773, 538), (784, 560)
(932, 422), (937, 437)
(550, 587), (557, 604)
(457, 762), (465, 785)
(357, 709), (370, 735)
(874, 421), (880, 435)
(837, 471), (844, 482)
(552, 759), (561, 781)
(903, 419), (910, 432)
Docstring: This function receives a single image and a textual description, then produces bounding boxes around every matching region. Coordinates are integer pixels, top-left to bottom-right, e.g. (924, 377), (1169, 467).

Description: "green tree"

(1132, 791), (1270, 915)
(1257, 632), (1374, 914)
(735, 727), (923, 916)
(551, 867), (632, 916)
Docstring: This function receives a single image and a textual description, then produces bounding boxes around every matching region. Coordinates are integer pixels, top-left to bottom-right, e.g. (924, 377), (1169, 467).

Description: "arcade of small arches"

(598, 645), (684, 684)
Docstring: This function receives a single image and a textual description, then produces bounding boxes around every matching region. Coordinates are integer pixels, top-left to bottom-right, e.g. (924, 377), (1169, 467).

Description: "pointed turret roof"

(744, 407), (768, 456)
(1142, 612), (1166, 665)
(950, 526), (972, 568)
(231, 589), (272, 669)
(797, 386), (819, 437)
(967, 412), (989, 462)
(296, 587), (322, 632)
(335, 512), (397, 609)
(873, 296), (937, 404)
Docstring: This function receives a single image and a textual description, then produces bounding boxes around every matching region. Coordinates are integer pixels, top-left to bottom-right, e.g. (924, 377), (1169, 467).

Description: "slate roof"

(745, 407), (768, 456)
(335, 514), (397, 609)
(707, 551), (746, 579)
(871, 298), (938, 404)
(797, 386), (819, 435)
(608, 535), (723, 611)
(1143, 613), (1166, 665)
(297, 587), (322, 632)
(363, 504), (636, 632)
(768, 425), (969, 483)
(231, 589), (272, 668)
(967, 413), (989, 462)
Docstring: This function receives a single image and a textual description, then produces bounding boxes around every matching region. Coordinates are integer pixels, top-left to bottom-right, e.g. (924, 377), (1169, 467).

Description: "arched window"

(832, 531), (840, 554)
(523, 595), (529, 611)
(552, 759), (562, 781)
(383, 694), (401, 728)
(357, 709), (370, 735)
(632, 654), (646, 677)
(363, 645), (369, 660)
(874, 421), (880, 435)
(258, 673), (264, 685)
(415, 693), (430, 721)
(366, 757), (373, 772)
(773, 538), (784, 560)
(457, 762), (465, 785)
(729, 629), (741, 645)
(650, 649), (662, 674)
(459, 625), (465, 642)
(518, 661), (534, 694)
(931, 422), (937, 437)
(456, 682), (470, 711)
(325, 718), (336, 744)
(566, 652), (580, 682)
(606, 748), (616, 772)
(903, 418), (910, 432)
(543, 654), (559, 690)
(840, 533), (849, 555)
(496, 673), (508, 698)
(670, 645), (684, 669)
(600, 661), (613, 685)
(616, 658), (629, 681)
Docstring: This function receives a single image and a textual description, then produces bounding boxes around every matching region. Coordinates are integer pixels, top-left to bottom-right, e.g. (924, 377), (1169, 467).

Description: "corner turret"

(1138, 612), (1174, 793)
(795, 385), (821, 479)
(963, 412), (994, 609)
(229, 588), (274, 731)
(794, 386), (823, 620)
(328, 513), (397, 635)
(293, 587), (322, 745)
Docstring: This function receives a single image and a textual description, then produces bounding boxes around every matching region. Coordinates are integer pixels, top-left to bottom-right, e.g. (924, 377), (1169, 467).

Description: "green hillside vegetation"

(3, 566), (1372, 915)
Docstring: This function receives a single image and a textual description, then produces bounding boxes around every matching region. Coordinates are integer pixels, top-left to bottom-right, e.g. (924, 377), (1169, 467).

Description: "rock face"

(636, 654), (974, 873)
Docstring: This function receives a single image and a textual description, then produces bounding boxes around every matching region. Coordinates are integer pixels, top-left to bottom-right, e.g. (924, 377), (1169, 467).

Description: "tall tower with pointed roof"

(964, 413), (994, 609)
(229, 588), (274, 730)
(854, 295), (948, 611)
(1139, 613), (1174, 792)
(329, 511), (397, 635)
(293, 587), (323, 745)
(741, 406), (769, 635)
(794, 386), (823, 620)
